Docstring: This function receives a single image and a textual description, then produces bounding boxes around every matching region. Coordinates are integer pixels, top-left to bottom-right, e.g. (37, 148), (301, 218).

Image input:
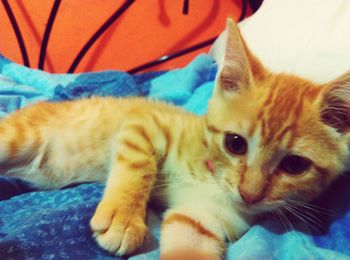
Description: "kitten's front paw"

(90, 201), (147, 256)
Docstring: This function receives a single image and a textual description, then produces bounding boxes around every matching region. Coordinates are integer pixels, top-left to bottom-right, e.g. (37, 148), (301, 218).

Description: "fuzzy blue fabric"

(0, 54), (349, 259)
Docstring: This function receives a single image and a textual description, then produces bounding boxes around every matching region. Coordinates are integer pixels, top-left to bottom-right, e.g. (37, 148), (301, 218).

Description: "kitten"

(1, 19), (349, 259)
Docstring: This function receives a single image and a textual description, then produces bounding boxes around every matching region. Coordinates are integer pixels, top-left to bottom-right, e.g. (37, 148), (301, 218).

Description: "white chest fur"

(163, 160), (253, 242)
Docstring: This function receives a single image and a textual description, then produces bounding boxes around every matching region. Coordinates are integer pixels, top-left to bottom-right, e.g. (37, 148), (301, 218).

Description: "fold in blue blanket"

(0, 54), (349, 259)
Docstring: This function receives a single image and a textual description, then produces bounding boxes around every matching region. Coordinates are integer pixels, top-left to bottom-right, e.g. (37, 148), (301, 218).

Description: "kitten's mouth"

(235, 200), (281, 214)
(234, 201), (261, 214)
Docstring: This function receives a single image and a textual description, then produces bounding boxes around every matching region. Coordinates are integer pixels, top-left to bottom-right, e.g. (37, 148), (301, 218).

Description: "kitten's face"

(206, 19), (350, 214)
(207, 74), (349, 213)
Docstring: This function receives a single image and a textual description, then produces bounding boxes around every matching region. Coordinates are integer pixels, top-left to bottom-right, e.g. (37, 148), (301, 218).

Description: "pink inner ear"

(321, 105), (350, 133)
(219, 65), (246, 92)
(219, 19), (250, 92)
(216, 19), (266, 96)
(321, 81), (350, 133)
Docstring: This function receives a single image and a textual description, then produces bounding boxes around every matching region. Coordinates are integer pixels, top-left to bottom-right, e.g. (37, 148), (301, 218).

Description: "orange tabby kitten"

(1, 19), (349, 259)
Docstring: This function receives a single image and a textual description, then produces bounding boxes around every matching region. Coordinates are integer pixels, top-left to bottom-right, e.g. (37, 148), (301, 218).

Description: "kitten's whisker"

(286, 199), (336, 216)
(283, 204), (326, 233)
(285, 203), (327, 223)
(285, 204), (327, 232)
(278, 208), (295, 233)
(275, 210), (289, 233)
(281, 205), (314, 232)
(297, 200), (336, 215)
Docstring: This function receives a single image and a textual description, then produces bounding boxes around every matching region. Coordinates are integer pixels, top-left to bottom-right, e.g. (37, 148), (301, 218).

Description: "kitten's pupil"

(224, 133), (247, 155)
(279, 155), (311, 175)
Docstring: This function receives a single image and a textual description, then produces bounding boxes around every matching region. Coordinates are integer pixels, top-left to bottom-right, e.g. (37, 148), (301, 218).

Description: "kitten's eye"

(279, 155), (311, 175)
(224, 133), (247, 155)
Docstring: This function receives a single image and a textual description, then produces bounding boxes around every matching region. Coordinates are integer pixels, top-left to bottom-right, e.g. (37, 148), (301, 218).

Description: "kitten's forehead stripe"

(255, 76), (322, 147)
(275, 125), (292, 143)
(248, 110), (263, 137)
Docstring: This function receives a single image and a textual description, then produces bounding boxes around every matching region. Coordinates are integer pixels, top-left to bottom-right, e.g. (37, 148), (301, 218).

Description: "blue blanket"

(0, 54), (349, 259)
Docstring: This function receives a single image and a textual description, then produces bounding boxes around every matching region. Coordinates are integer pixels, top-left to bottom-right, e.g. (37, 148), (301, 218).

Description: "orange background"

(0, 0), (248, 73)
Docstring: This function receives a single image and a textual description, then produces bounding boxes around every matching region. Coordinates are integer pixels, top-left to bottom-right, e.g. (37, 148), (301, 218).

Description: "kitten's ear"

(214, 18), (265, 97)
(320, 72), (350, 133)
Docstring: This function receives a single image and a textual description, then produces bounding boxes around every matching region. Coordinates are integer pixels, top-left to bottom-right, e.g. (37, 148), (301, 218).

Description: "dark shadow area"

(0, 176), (37, 200)
(258, 174), (350, 237)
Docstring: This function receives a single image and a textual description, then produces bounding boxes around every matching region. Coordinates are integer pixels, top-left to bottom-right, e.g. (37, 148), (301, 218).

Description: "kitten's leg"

(90, 121), (158, 255)
(160, 207), (226, 260)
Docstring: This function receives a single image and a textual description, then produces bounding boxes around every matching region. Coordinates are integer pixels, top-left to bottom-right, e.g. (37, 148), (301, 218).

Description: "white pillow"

(210, 0), (350, 83)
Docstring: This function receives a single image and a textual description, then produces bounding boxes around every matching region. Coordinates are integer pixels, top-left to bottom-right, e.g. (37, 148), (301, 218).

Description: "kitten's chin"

(226, 188), (284, 214)
(234, 200), (285, 215)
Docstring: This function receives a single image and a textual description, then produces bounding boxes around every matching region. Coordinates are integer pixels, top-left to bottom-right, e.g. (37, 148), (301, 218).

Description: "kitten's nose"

(239, 188), (263, 204)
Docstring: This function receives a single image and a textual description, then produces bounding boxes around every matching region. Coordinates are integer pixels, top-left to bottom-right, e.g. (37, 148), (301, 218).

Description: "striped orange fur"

(163, 213), (221, 242)
(1, 19), (350, 258)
